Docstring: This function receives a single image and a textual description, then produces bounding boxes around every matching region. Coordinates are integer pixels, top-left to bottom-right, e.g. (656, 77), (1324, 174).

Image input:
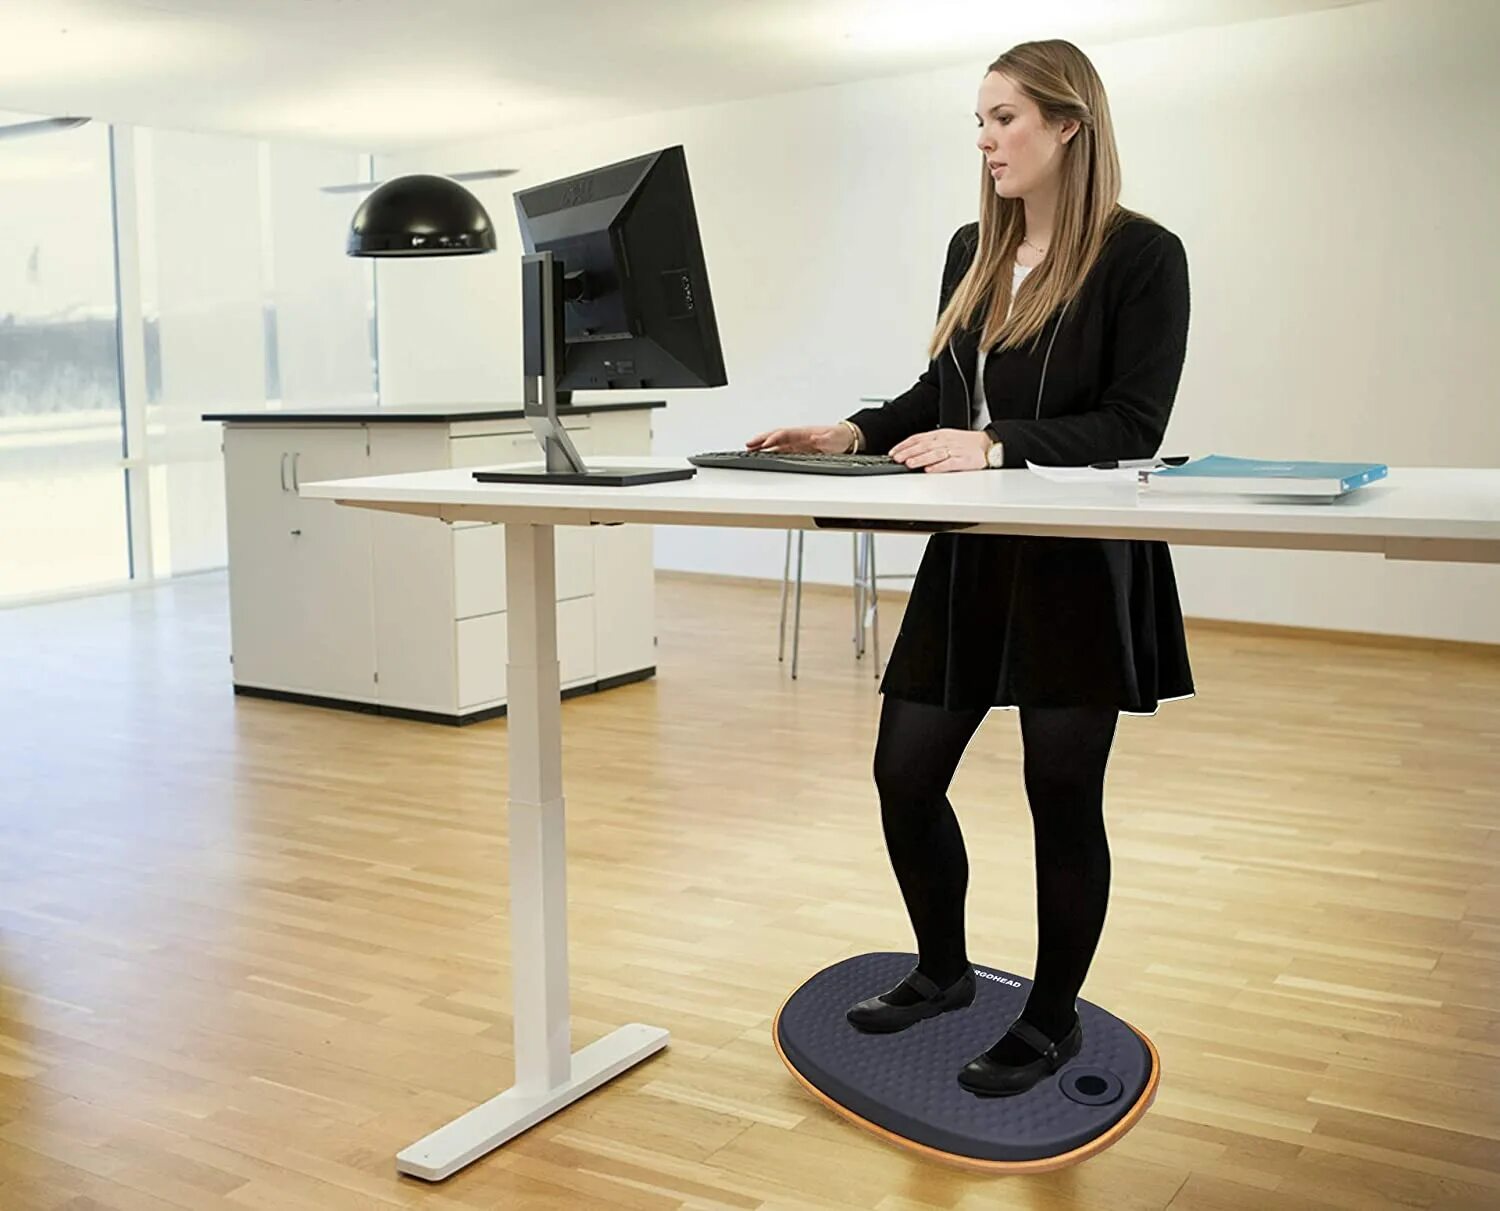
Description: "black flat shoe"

(956, 1011), (1083, 1097)
(845, 966), (977, 1034)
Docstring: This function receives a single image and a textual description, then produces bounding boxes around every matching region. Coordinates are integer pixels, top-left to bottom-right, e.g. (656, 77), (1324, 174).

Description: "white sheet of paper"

(1025, 460), (1145, 484)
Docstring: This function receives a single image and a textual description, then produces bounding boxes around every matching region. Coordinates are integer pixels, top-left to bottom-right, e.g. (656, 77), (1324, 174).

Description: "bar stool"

(778, 530), (887, 680)
(777, 396), (899, 680)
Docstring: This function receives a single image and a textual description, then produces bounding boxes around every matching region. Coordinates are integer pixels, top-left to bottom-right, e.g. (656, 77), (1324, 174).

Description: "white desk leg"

(396, 521), (669, 1182)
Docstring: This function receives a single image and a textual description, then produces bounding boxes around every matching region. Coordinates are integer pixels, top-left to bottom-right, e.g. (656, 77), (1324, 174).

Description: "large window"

(0, 112), (129, 601)
(137, 130), (377, 579)
(0, 114), (377, 605)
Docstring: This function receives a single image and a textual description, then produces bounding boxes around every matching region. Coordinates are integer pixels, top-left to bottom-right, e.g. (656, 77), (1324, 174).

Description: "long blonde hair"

(928, 40), (1129, 359)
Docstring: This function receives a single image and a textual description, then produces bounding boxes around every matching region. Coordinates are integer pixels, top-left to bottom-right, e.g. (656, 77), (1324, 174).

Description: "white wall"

(375, 0), (1500, 644)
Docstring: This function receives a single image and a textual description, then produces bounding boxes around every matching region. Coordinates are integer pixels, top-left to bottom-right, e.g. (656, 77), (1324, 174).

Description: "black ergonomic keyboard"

(687, 450), (918, 476)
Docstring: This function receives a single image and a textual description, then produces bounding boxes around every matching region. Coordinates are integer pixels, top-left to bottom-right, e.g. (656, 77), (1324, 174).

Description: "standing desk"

(300, 459), (1500, 1180)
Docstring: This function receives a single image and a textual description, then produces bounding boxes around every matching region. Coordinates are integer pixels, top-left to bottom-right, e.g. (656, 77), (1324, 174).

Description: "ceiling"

(0, 0), (1372, 151)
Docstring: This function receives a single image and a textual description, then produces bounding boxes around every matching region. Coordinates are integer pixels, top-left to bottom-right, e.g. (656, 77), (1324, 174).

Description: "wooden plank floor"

(1, 569), (1497, 1211)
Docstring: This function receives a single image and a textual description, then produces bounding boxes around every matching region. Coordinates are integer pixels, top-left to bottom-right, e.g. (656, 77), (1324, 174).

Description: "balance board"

(773, 952), (1160, 1173)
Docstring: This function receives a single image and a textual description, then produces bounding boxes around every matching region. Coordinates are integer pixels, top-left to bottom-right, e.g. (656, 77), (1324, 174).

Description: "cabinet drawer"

(453, 524), (593, 619)
(455, 597), (597, 709)
(585, 407), (653, 455)
(557, 595), (598, 687)
(456, 612), (507, 709)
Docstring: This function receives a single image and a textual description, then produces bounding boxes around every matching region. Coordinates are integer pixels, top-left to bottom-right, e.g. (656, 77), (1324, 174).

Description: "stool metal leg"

(791, 530), (805, 679)
(868, 534), (881, 678)
(853, 533), (868, 659)
(778, 529), (792, 663)
(852, 534), (863, 656)
(853, 532), (876, 664)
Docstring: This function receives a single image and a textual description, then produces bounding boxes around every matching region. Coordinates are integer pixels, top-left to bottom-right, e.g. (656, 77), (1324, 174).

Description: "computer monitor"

(515, 144), (726, 395)
(475, 144), (726, 486)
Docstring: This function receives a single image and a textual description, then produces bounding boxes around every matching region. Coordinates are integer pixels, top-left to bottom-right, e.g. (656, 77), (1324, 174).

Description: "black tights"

(873, 695), (1119, 1037)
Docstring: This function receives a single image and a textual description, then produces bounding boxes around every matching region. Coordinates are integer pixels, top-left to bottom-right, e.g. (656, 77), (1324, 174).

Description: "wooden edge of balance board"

(770, 990), (1162, 1175)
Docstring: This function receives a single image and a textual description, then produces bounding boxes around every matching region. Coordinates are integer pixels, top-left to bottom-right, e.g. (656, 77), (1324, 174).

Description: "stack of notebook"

(1139, 455), (1388, 500)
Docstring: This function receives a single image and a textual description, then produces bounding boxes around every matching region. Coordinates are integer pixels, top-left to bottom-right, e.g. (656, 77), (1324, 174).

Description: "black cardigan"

(845, 214), (1190, 468)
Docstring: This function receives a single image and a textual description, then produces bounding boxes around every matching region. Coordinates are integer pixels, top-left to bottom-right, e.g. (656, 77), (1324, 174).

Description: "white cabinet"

(587, 405), (659, 683)
(224, 426), (378, 703)
(215, 405), (659, 724)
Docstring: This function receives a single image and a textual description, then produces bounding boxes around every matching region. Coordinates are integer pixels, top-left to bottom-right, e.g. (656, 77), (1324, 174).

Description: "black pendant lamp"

(346, 173), (496, 257)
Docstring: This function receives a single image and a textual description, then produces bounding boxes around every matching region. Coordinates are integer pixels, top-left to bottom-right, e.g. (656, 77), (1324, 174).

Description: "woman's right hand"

(745, 424), (853, 454)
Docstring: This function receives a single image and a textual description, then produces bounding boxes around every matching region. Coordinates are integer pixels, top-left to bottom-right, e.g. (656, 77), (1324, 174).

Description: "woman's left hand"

(889, 428), (993, 472)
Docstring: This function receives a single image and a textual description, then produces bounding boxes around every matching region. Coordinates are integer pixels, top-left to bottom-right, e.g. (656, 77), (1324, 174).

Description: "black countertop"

(202, 401), (666, 424)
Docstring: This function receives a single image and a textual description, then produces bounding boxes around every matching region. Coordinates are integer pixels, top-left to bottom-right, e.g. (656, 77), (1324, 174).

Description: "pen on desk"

(1089, 455), (1190, 470)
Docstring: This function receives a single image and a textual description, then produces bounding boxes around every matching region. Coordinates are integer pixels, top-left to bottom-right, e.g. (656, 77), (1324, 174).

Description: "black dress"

(848, 215), (1196, 716)
(878, 529), (1194, 715)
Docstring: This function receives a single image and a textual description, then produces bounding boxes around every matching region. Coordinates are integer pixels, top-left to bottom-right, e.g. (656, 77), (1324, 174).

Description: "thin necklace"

(1022, 236), (1047, 254)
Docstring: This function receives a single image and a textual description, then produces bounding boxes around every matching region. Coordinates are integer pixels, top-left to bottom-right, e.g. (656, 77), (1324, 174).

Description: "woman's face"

(974, 71), (1077, 199)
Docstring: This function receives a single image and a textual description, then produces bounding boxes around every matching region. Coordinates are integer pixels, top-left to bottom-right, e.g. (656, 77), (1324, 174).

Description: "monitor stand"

(472, 250), (695, 488)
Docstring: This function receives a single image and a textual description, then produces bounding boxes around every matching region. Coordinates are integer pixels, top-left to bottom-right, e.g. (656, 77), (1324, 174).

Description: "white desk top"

(301, 458), (1500, 563)
(202, 401), (664, 424)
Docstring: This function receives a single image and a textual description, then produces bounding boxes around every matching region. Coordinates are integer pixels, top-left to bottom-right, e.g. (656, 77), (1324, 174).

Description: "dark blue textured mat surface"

(775, 952), (1156, 1165)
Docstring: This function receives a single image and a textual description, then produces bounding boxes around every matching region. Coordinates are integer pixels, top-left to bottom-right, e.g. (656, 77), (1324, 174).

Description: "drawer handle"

(280, 452), (290, 492)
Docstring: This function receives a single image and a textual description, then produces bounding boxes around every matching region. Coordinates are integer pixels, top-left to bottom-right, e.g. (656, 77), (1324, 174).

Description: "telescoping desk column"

(300, 458), (1500, 1180)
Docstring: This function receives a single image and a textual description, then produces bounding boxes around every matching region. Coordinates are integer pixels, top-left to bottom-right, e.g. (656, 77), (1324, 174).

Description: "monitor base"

(472, 466), (695, 487)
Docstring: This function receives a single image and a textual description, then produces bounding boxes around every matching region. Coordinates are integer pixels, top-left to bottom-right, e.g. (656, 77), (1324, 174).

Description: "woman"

(746, 40), (1193, 1098)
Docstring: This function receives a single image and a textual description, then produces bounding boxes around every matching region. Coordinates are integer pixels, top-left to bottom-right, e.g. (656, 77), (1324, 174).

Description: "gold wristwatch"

(983, 426), (1005, 469)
